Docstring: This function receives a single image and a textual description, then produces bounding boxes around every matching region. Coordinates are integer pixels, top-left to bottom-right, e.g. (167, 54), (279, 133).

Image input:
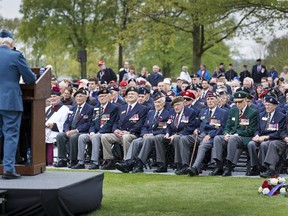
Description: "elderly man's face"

(154, 98), (166, 111)
(98, 94), (109, 105)
(75, 94), (87, 105)
(173, 101), (184, 114)
(137, 94), (146, 104)
(265, 102), (276, 113)
(126, 91), (138, 104)
(50, 95), (61, 106)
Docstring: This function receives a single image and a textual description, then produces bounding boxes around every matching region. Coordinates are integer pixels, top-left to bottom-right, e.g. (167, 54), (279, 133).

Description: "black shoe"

(2, 172), (21, 180)
(67, 161), (77, 168)
(187, 166), (199, 177)
(115, 162), (132, 173)
(88, 163), (99, 170)
(101, 160), (116, 170)
(209, 167), (224, 176)
(246, 166), (260, 176)
(132, 165), (144, 173)
(54, 160), (67, 167)
(71, 163), (85, 169)
(153, 166), (167, 173)
(175, 165), (189, 175)
(260, 169), (278, 178)
(222, 168), (232, 177)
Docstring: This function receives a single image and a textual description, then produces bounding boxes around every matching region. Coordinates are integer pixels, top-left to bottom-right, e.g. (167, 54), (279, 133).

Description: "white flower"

(269, 178), (279, 186)
(278, 177), (286, 184)
(262, 188), (270, 195)
(280, 187), (287, 195)
(258, 187), (263, 193)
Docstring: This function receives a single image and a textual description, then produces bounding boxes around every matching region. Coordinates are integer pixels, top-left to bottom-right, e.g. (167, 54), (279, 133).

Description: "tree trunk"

(192, 24), (203, 73)
(118, 43), (123, 72)
(162, 62), (172, 78)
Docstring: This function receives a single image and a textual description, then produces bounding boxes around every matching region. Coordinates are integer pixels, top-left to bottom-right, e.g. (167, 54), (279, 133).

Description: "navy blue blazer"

(89, 102), (118, 134)
(112, 103), (148, 137)
(256, 110), (286, 140)
(96, 67), (117, 83)
(147, 72), (164, 87)
(166, 107), (197, 136)
(0, 46), (36, 112)
(63, 103), (94, 133)
(198, 107), (228, 140)
(141, 109), (169, 136)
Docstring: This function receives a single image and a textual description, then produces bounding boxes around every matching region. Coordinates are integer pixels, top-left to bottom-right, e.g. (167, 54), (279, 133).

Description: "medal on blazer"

(167, 115), (174, 124)
(267, 123), (278, 131)
(210, 118), (221, 127)
(240, 119), (249, 126)
(180, 116), (189, 123)
(129, 114), (139, 123)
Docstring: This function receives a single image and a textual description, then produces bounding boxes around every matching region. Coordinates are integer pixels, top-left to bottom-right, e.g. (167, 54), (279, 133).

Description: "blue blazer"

(141, 109), (170, 136)
(64, 103), (94, 133)
(166, 107), (197, 136)
(198, 107), (228, 140)
(0, 46), (36, 111)
(256, 110), (286, 140)
(89, 102), (118, 134)
(112, 103), (148, 137)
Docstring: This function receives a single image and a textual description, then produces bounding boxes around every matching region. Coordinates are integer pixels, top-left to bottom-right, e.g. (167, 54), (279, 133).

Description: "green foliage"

(265, 35), (288, 72)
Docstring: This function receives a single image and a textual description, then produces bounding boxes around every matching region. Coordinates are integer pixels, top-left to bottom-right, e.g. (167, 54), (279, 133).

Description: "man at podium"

(0, 30), (37, 179)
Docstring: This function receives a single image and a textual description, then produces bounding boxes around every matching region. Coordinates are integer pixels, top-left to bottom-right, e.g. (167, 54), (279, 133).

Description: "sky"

(0, 0), (286, 61)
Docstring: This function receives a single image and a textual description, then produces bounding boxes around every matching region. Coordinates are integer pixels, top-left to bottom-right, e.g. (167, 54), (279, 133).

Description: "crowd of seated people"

(45, 60), (288, 178)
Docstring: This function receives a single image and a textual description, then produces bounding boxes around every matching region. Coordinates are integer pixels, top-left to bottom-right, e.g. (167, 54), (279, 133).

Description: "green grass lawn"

(89, 172), (288, 216)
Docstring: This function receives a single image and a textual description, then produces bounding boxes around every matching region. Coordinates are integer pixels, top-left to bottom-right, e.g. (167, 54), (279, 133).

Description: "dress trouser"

(101, 133), (137, 159)
(78, 133), (102, 164)
(56, 132), (80, 162)
(0, 110), (22, 173)
(264, 140), (287, 169)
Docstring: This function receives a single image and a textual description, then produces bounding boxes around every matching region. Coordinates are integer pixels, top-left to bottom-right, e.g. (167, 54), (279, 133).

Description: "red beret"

(181, 90), (196, 99)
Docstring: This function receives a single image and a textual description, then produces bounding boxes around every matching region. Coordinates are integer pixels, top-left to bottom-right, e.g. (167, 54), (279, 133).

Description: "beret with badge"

(171, 96), (184, 106)
(181, 90), (196, 99)
(153, 92), (166, 101)
(74, 88), (88, 97)
(109, 86), (119, 92)
(51, 86), (61, 96)
(233, 91), (247, 102)
(125, 86), (139, 95)
(264, 96), (278, 105)
(97, 88), (109, 96)
(205, 91), (218, 98)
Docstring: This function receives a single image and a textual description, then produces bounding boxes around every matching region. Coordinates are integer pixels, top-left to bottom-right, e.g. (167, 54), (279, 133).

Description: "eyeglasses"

(184, 98), (193, 101)
(234, 100), (244, 104)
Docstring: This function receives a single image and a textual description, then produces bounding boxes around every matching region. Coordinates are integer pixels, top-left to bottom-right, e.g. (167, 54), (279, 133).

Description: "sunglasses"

(234, 100), (244, 104)
(184, 98), (193, 101)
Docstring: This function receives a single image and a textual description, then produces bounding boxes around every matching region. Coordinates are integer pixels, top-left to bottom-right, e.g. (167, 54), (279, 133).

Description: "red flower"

(261, 180), (272, 189)
(77, 116), (81, 120)
(53, 106), (57, 111)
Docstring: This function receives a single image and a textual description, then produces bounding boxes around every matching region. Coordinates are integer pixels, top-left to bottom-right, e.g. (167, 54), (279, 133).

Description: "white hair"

(0, 37), (14, 46)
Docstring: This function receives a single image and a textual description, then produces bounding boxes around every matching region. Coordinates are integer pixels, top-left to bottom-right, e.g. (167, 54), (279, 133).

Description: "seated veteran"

(164, 96), (197, 173)
(186, 92), (228, 176)
(115, 92), (169, 173)
(45, 88), (70, 165)
(210, 91), (258, 176)
(54, 88), (94, 168)
(72, 89), (118, 169)
(247, 96), (285, 176)
(101, 87), (148, 170)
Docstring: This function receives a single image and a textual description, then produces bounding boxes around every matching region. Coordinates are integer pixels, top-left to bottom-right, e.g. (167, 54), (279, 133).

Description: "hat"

(265, 96), (278, 105)
(171, 96), (184, 106)
(163, 78), (171, 85)
(0, 29), (13, 39)
(217, 73), (225, 79)
(100, 80), (107, 85)
(125, 86), (139, 95)
(136, 78), (147, 85)
(176, 77), (183, 80)
(138, 87), (149, 95)
(153, 92), (166, 101)
(256, 59), (261, 62)
(109, 86), (119, 92)
(236, 87), (253, 100)
(233, 91), (247, 102)
(206, 91), (218, 98)
(74, 88), (88, 97)
(79, 79), (88, 85)
(181, 90), (196, 99)
(98, 60), (105, 66)
(128, 78), (137, 84)
(119, 80), (128, 87)
(51, 86), (61, 96)
(190, 73), (200, 78)
(97, 88), (109, 96)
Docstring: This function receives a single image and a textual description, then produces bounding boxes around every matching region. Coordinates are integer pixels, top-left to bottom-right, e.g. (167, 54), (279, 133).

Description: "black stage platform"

(0, 171), (104, 216)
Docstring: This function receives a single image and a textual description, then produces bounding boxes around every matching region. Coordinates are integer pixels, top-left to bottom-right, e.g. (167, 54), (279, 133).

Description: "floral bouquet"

(258, 177), (288, 196)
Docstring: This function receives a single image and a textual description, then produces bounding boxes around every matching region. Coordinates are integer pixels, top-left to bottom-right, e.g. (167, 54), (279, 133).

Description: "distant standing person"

(225, 63), (238, 82)
(118, 61), (129, 82)
(147, 65), (164, 90)
(251, 59), (267, 84)
(179, 66), (192, 84)
(197, 64), (210, 81)
(239, 65), (251, 85)
(0, 30), (37, 179)
(96, 60), (117, 84)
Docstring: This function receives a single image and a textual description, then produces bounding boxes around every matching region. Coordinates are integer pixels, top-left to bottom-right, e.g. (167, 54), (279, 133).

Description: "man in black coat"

(96, 60), (117, 84)
(252, 59), (267, 84)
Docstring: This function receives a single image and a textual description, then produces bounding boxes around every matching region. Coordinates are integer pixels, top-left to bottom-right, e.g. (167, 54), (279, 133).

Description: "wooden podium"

(0, 67), (51, 175)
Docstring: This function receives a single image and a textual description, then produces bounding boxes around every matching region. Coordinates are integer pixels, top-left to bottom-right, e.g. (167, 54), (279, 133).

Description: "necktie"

(265, 113), (271, 130)
(152, 111), (159, 125)
(72, 106), (81, 129)
(174, 114), (180, 128)
(238, 109), (243, 122)
(99, 106), (104, 119)
(127, 105), (132, 114)
(209, 110), (212, 118)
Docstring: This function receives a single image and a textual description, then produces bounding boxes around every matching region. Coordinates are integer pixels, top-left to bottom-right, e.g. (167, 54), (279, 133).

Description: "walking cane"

(189, 133), (198, 167)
